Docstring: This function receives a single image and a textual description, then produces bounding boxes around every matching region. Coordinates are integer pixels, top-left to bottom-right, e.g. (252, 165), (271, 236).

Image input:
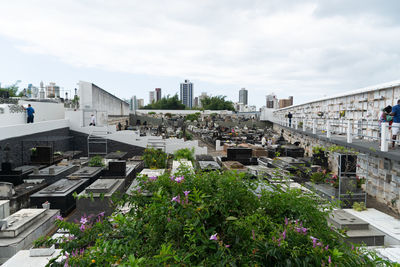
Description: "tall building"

(239, 88), (248, 105)
(266, 93), (278, 109)
(149, 91), (155, 104)
(198, 92), (208, 108)
(155, 88), (161, 102)
(180, 79), (193, 108)
(194, 97), (199, 107)
(279, 96), (294, 108)
(46, 82), (60, 98)
(137, 99), (144, 108)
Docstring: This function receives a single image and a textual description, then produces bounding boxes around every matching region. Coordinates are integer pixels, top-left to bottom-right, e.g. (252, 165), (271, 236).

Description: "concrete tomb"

(139, 169), (165, 178)
(0, 166), (46, 186)
(30, 179), (89, 216)
(0, 201), (10, 220)
(30, 146), (63, 165)
(26, 165), (78, 184)
(76, 179), (125, 218)
(0, 208), (59, 264)
(198, 161), (221, 171)
(105, 151), (128, 160)
(222, 161), (248, 173)
(67, 166), (103, 184)
(224, 148), (257, 165)
(171, 160), (194, 175)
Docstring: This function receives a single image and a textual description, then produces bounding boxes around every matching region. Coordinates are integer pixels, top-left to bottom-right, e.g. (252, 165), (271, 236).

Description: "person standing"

(390, 100), (400, 148)
(89, 114), (96, 126)
(261, 136), (266, 147)
(288, 112), (293, 127)
(24, 104), (35, 123)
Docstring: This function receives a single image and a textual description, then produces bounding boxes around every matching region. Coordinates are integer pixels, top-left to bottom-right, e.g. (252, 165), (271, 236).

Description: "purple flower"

(80, 216), (88, 225)
(55, 215), (63, 221)
(149, 176), (157, 181)
(210, 233), (218, 241)
(252, 229), (255, 240)
(284, 217), (289, 225)
(325, 245), (329, 251)
(167, 217), (171, 222)
(98, 212), (105, 217)
(225, 244), (230, 248)
(170, 175), (175, 181)
(183, 190), (190, 196)
(310, 236), (317, 248)
(171, 195), (180, 203)
(80, 224), (85, 232)
(174, 176), (184, 183)
(328, 256), (332, 264)
(282, 230), (286, 240)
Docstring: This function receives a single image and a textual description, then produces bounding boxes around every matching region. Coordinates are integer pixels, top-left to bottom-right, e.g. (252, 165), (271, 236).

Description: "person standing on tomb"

(89, 114), (96, 126)
(261, 136), (266, 147)
(288, 112), (293, 127)
(390, 100), (400, 148)
(24, 104), (35, 123)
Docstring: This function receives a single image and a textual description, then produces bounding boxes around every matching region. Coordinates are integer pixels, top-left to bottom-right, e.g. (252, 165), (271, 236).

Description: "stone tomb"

(67, 166), (103, 184)
(100, 161), (138, 188)
(0, 166), (44, 186)
(0, 201), (10, 220)
(198, 161), (221, 171)
(221, 161), (248, 173)
(26, 165), (78, 184)
(171, 160), (194, 175)
(328, 209), (384, 246)
(76, 179), (125, 217)
(224, 148), (257, 165)
(0, 208), (59, 264)
(105, 151), (128, 160)
(30, 179), (89, 216)
(139, 169), (165, 178)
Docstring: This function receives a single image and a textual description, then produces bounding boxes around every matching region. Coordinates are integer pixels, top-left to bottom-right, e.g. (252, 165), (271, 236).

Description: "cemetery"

(0, 113), (399, 265)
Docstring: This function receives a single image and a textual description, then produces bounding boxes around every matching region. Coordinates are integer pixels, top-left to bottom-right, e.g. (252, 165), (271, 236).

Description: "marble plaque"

(85, 179), (119, 194)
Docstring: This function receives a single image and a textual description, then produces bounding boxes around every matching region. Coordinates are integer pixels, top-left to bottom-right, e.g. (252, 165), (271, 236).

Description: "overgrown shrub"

(88, 156), (104, 167)
(142, 147), (167, 169)
(173, 148), (195, 161)
(41, 170), (394, 266)
(310, 171), (327, 183)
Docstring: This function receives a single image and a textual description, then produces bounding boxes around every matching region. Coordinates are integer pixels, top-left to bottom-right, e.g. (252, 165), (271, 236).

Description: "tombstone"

(222, 161), (248, 173)
(0, 183), (15, 198)
(30, 179), (89, 216)
(26, 165), (78, 184)
(171, 160), (194, 175)
(224, 148), (257, 165)
(0, 165), (44, 186)
(198, 161), (221, 171)
(196, 155), (214, 161)
(76, 179), (125, 218)
(0, 208), (59, 262)
(67, 166), (103, 184)
(278, 145), (305, 158)
(30, 146), (53, 165)
(139, 169), (165, 178)
(1, 145), (13, 174)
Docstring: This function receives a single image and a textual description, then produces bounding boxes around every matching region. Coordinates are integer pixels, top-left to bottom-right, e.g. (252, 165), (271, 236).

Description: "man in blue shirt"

(390, 100), (400, 148)
(25, 104), (35, 123)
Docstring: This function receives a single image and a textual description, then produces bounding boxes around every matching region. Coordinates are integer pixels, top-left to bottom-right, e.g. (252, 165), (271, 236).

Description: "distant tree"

(200, 95), (235, 111)
(0, 80), (21, 97)
(143, 94), (185, 110)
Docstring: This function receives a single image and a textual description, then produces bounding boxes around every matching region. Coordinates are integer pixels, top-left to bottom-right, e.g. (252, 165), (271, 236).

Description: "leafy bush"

(88, 156), (104, 167)
(142, 147), (167, 169)
(41, 170), (393, 266)
(352, 202), (367, 212)
(173, 148), (195, 161)
(185, 132), (193, 140)
(310, 171), (327, 183)
(312, 146), (326, 155)
(185, 112), (201, 122)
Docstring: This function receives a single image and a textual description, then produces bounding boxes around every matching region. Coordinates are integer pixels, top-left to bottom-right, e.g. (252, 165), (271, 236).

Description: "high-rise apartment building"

(239, 88), (248, 105)
(46, 82), (60, 98)
(155, 88), (161, 102)
(266, 93), (278, 109)
(180, 79), (193, 108)
(279, 96), (294, 108)
(137, 99), (144, 108)
(149, 91), (155, 104)
(194, 97), (199, 107)
(198, 92), (208, 108)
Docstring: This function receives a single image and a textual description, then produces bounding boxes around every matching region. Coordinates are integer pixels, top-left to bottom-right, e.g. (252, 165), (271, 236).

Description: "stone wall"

(0, 128), (71, 167)
(273, 123), (400, 213)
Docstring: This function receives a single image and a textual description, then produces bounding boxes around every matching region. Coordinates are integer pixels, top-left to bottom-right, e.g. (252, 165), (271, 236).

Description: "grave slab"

(172, 160), (193, 175)
(67, 166), (103, 183)
(30, 179), (89, 216)
(0, 201), (10, 220)
(26, 165), (78, 184)
(198, 161), (221, 171)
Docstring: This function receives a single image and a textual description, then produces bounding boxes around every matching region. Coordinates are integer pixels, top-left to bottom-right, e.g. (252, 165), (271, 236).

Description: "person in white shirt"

(89, 114), (96, 126)
(261, 136), (266, 147)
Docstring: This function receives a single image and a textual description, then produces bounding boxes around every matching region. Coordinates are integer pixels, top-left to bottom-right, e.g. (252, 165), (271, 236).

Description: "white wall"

(0, 119), (70, 141)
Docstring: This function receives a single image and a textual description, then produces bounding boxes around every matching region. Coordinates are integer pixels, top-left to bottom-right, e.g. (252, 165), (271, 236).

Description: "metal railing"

(273, 116), (400, 152)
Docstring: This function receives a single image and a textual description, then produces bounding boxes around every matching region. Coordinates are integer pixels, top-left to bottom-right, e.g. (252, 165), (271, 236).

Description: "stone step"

(329, 209), (370, 230)
(345, 229), (385, 246)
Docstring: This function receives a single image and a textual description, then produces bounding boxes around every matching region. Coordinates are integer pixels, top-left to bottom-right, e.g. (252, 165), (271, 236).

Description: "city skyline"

(1, 1), (400, 108)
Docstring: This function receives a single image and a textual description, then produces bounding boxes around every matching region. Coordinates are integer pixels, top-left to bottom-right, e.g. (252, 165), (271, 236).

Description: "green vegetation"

(310, 171), (328, 183)
(312, 145), (326, 155)
(0, 81), (21, 97)
(185, 112), (201, 122)
(200, 95), (235, 111)
(88, 156), (104, 167)
(352, 202), (367, 212)
(40, 170), (394, 266)
(142, 147), (167, 169)
(173, 148), (195, 161)
(143, 95), (185, 110)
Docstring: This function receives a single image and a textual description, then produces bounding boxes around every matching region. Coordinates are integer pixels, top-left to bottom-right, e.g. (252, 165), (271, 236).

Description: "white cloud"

(0, 0), (400, 106)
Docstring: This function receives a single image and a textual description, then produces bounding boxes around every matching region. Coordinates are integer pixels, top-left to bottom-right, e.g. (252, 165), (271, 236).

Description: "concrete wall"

(273, 123), (400, 214)
(0, 101), (65, 127)
(78, 81), (129, 116)
(0, 120), (70, 141)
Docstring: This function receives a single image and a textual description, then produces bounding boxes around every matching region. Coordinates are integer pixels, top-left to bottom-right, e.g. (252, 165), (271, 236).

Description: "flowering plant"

(41, 170), (393, 266)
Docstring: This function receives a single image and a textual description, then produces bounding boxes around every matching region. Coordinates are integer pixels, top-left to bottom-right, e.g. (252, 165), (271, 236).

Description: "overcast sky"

(0, 0), (399, 107)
